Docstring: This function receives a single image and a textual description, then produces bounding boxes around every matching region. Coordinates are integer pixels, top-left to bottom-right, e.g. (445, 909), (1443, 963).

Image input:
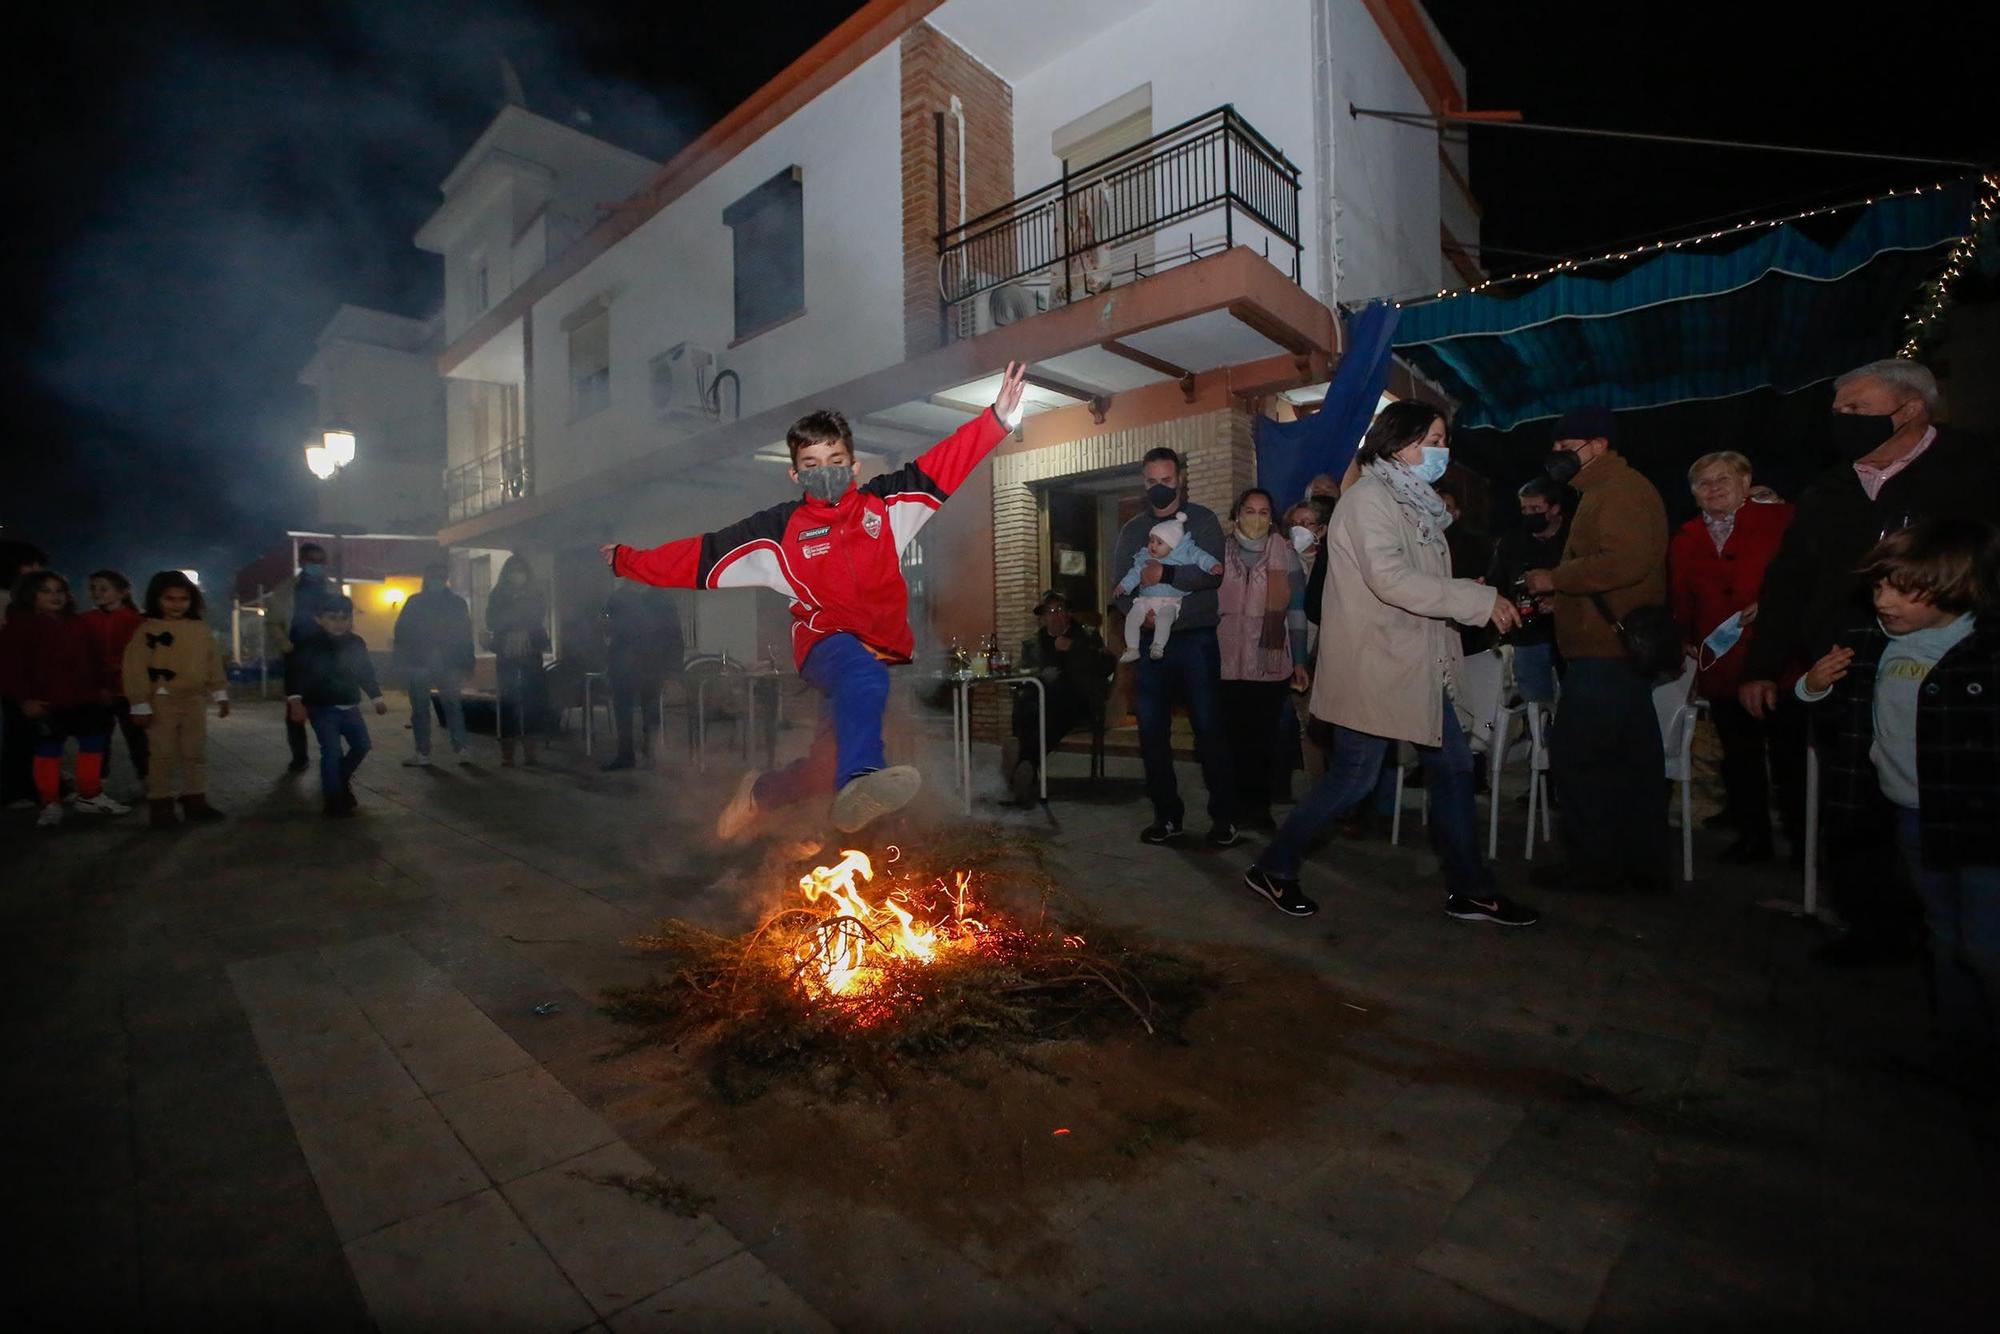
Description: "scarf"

(1367, 458), (1452, 547)
(1229, 532), (1293, 649)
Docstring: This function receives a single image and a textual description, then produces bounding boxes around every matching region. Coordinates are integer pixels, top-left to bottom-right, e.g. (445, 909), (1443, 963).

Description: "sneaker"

(1244, 865), (1318, 916)
(830, 765), (922, 833)
(1139, 819), (1184, 845)
(1446, 893), (1540, 926)
(74, 793), (131, 816)
(454, 749), (474, 766)
(402, 754), (432, 767)
(715, 770), (762, 842)
(8, 797), (37, 810)
(36, 803), (63, 829)
(1206, 823), (1243, 849)
(286, 759), (310, 775)
(1009, 759), (1038, 807)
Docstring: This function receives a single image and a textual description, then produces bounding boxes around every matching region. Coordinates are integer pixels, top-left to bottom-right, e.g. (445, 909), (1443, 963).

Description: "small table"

(693, 670), (787, 773)
(950, 672), (1045, 814)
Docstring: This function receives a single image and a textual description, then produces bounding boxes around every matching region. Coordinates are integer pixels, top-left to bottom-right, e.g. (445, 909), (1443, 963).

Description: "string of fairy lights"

(1897, 171), (1998, 357)
(1395, 171), (1998, 359)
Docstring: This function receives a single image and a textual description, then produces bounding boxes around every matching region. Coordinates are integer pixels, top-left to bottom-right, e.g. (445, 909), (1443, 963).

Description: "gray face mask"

(798, 463), (854, 504)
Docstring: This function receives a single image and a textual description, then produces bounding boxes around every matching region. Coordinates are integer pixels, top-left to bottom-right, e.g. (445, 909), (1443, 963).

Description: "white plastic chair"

(1388, 740), (1427, 844)
(1653, 656), (1704, 882)
(1521, 701), (1554, 858)
(1455, 648), (1532, 859)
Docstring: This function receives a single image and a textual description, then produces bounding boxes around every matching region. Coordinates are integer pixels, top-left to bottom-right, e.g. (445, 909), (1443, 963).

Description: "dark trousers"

(1709, 696), (1805, 843)
(1219, 679), (1288, 820)
(1, 699), (34, 803)
(1262, 694), (1493, 898)
(107, 697), (149, 782)
(307, 705), (371, 798)
(609, 666), (664, 762)
(1132, 625), (1232, 828)
(1011, 683), (1091, 765)
(284, 652), (310, 766)
(497, 656), (547, 738)
(1553, 657), (1668, 884)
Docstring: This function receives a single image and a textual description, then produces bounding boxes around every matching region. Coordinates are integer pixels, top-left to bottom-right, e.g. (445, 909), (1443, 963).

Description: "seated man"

(1002, 589), (1113, 804)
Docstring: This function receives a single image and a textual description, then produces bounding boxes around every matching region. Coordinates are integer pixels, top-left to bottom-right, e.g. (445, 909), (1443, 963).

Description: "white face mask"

(1289, 525), (1315, 553)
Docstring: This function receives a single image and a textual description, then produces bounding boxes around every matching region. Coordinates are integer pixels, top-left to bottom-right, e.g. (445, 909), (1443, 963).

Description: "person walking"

(1243, 401), (1535, 925)
(1109, 447), (1237, 847)
(486, 555), (551, 768)
(1668, 451), (1796, 863)
(392, 563), (475, 767)
(274, 543), (337, 775)
(1521, 407), (1671, 894)
(1216, 487), (1309, 831)
(601, 582), (684, 770)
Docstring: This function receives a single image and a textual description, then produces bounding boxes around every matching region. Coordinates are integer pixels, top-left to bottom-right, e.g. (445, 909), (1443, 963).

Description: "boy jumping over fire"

(602, 361), (1028, 839)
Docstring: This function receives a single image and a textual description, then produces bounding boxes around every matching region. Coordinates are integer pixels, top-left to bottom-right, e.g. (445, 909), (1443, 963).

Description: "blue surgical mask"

(1699, 610), (1745, 668)
(1412, 446), (1450, 485)
(798, 464), (854, 504)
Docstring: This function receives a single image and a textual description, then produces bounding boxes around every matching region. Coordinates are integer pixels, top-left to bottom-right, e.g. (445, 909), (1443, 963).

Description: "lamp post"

(304, 426), (358, 579)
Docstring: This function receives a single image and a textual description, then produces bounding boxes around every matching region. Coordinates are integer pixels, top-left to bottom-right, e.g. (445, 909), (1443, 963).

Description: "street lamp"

(322, 424), (356, 468)
(304, 430), (359, 578)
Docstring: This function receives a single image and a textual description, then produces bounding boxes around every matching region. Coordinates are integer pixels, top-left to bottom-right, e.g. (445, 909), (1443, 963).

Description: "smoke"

(28, 0), (700, 585)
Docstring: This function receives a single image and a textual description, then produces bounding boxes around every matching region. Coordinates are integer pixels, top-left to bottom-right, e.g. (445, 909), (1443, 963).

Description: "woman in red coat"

(1669, 451), (1796, 863)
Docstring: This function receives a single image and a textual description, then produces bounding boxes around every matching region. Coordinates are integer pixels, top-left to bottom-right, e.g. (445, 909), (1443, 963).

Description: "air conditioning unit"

(952, 276), (1051, 341)
(650, 342), (715, 423)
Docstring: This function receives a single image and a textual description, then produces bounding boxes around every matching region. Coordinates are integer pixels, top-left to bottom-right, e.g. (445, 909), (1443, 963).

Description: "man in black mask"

(1108, 447), (1236, 847)
(1738, 357), (1999, 963)
(1487, 476), (1571, 706)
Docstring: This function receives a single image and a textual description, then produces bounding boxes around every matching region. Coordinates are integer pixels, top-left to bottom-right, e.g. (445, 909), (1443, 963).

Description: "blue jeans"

(1133, 625), (1232, 827)
(406, 672), (466, 756)
(1513, 641), (1558, 705)
(1551, 656), (1666, 881)
(1896, 810), (2000, 1069)
(308, 705), (372, 798)
(756, 633), (888, 807)
(1261, 691), (1493, 899)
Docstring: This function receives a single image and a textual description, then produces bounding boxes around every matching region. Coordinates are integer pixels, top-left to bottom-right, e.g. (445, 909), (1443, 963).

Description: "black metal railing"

(937, 105), (1301, 332)
(444, 436), (530, 523)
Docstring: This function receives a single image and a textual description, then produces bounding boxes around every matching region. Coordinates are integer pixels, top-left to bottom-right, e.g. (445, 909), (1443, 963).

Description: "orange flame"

(794, 850), (959, 996)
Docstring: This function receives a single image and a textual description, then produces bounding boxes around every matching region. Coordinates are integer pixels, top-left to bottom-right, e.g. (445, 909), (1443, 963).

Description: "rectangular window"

(466, 251), (490, 316)
(568, 311), (610, 420)
(724, 166), (804, 342)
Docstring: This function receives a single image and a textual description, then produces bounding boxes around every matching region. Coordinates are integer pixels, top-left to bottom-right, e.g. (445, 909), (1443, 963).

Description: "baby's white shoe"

(1117, 648), (1139, 664)
(1148, 645), (1166, 660)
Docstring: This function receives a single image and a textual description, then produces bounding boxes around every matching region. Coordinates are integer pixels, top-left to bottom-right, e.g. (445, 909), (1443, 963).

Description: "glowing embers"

(791, 848), (1006, 1000)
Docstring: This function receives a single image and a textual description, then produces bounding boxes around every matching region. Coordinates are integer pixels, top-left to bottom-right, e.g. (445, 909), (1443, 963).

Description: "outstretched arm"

(603, 501), (799, 595)
(868, 362), (1028, 553)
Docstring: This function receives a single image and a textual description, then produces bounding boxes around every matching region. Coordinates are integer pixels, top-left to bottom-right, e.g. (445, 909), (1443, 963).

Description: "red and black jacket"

(610, 407), (1012, 669)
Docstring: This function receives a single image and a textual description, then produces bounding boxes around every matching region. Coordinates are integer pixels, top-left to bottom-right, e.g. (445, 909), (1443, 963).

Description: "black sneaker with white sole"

(1445, 893), (1539, 926)
(1205, 823), (1242, 849)
(1243, 866), (1318, 917)
(1139, 819), (1184, 845)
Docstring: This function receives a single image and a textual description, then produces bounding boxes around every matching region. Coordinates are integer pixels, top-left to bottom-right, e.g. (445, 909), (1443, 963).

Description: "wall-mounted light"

(322, 425), (357, 468)
(305, 444), (338, 480)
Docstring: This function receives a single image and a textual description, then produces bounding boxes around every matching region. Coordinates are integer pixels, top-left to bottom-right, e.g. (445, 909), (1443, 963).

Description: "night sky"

(2, 1), (1990, 585)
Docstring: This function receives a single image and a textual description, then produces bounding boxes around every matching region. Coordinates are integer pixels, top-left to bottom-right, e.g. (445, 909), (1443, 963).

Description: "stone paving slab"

(435, 1065), (620, 1183)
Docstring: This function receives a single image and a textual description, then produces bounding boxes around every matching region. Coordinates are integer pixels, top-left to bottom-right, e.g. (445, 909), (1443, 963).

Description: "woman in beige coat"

(1244, 401), (1538, 927)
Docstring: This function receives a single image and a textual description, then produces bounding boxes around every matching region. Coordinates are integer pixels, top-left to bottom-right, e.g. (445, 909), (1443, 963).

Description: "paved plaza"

(6, 693), (1994, 1331)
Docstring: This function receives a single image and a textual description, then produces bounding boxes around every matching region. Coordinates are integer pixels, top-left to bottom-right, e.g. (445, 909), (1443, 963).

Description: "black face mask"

(1542, 449), (1582, 486)
(1145, 482), (1180, 511)
(1828, 410), (1900, 460)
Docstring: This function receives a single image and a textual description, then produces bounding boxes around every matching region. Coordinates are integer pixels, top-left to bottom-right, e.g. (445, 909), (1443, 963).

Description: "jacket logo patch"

(862, 512), (883, 540)
(801, 541), (833, 559)
(798, 525), (831, 540)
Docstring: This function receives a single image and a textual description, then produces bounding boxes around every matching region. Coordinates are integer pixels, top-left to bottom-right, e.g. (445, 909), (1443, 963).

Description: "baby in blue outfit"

(1114, 513), (1221, 662)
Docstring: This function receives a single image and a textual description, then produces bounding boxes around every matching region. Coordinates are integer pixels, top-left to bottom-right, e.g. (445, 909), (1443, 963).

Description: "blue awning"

(1390, 180), (1980, 431)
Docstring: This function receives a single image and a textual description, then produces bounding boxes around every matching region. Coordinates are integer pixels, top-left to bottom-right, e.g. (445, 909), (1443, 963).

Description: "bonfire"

(607, 826), (1210, 1099)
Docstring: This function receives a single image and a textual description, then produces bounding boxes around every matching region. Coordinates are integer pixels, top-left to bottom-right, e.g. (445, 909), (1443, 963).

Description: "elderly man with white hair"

(1739, 357), (1999, 963)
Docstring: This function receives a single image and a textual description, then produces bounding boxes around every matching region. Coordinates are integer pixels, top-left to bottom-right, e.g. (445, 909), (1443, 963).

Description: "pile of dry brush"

(603, 825), (1212, 1100)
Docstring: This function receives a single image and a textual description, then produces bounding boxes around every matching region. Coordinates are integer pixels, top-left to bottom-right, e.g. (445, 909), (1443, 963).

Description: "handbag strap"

(1586, 591), (1624, 630)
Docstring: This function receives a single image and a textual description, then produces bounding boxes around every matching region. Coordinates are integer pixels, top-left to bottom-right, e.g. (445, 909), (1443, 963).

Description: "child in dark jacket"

(602, 363), (1025, 840)
(84, 569), (148, 785)
(0, 571), (131, 827)
(1796, 519), (2000, 1088)
(284, 594), (386, 816)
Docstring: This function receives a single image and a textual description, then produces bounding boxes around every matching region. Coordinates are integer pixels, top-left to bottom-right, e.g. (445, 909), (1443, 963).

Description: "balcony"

(444, 437), (531, 524)
(939, 106), (1302, 339)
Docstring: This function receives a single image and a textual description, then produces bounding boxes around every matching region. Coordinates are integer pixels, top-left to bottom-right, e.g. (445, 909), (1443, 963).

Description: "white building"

(296, 304), (447, 534)
(419, 0), (1480, 697)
